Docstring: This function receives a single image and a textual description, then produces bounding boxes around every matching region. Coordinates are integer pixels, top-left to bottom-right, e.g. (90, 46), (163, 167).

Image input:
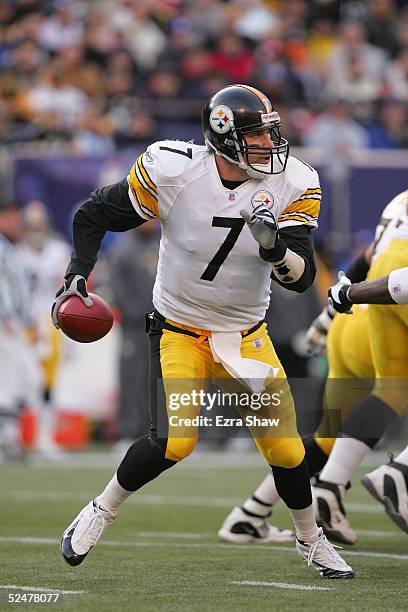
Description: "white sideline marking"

(0, 585), (84, 595)
(136, 531), (208, 539)
(7, 490), (384, 513)
(0, 537), (57, 544)
(1, 536), (408, 561)
(232, 580), (331, 591)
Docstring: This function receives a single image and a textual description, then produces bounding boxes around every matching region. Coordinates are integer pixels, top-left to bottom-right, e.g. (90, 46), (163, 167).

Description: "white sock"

(290, 505), (319, 543)
(98, 473), (133, 513)
(319, 437), (370, 485)
(394, 444), (408, 467)
(243, 474), (280, 516)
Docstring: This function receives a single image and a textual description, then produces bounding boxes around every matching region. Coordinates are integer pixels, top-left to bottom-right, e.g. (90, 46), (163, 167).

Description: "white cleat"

(218, 506), (294, 543)
(363, 458), (408, 534)
(312, 480), (357, 545)
(361, 464), (389, 505)
(60, 498), (116, 566)
(296, 527), (355, 579)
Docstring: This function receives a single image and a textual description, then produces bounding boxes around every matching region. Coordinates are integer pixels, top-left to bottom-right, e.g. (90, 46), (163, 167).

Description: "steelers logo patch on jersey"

(210, 105), (233, 134)
(251, 190), (274, 209)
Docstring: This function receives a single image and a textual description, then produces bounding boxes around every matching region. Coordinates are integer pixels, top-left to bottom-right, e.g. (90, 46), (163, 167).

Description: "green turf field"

(1, 451), (407, 611)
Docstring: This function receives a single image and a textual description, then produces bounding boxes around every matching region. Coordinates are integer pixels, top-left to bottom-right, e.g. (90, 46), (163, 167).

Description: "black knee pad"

(272, 458), (313, 510)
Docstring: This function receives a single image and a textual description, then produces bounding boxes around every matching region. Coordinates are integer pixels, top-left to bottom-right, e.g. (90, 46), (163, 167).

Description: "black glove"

(328, 272), (353, 314)
(51, 274), (92, 328)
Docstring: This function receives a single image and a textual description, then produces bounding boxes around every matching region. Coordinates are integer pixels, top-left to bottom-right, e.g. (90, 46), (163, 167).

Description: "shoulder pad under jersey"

(147, 140), (205, 180)
(379, 189), (408, 221)
(282, 156), (319, 191)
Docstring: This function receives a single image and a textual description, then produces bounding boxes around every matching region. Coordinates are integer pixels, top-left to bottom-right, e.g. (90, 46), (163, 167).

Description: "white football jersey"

(127, 141), (321, 331)
(373, 189), (408, 257)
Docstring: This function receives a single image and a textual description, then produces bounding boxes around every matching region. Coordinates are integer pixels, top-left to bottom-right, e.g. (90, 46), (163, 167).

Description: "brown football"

(57, 293), (113, 343)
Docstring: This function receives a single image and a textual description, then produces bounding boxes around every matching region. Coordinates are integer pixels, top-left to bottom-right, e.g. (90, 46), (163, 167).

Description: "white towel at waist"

(209, 331), (279, 395)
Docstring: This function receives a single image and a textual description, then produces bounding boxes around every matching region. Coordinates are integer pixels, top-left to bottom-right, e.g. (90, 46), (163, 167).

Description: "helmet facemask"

(229, 121), (289, 179)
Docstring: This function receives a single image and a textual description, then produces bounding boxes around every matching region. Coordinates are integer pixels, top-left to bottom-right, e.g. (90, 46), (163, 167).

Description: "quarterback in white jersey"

(128, 140), (320, 331)
(54, 84), (353, 579)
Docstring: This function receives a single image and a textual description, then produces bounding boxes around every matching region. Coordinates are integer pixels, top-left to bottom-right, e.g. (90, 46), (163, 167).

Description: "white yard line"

(137, 529), (399, 539)
(24, 449), (391, 469)
(135, 531), (209, 539)
(1, 536), (407, 561)
(7, 490), (384, 512)
(0, 585), (84, 594)
(355, 529), (400, 537)
(231, 580), (331, 591)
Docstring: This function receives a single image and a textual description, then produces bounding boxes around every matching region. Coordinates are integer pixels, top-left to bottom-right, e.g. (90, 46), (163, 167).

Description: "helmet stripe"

(235, 84), (272, 113)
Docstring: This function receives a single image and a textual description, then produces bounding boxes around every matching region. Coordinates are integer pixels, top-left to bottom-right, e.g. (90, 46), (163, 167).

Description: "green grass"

(0, 452), (407, 611)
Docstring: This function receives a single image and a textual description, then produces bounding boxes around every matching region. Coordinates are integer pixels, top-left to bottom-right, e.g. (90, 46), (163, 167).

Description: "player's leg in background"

(361, 270), (408, 532)
(312, 306), (375, 544)
(316, 248), (408, 542)
(61, 323), (212, 566)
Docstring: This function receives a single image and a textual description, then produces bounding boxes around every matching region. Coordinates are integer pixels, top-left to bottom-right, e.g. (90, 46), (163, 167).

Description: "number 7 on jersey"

(200, 217), (245, 281)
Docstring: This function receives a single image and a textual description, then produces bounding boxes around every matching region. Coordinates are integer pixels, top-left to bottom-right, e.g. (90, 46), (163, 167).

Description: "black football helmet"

(202, 84), (289, 179)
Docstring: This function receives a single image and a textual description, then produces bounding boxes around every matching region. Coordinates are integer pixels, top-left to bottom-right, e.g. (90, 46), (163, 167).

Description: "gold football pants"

(367, 240), (408, 414)
(150, 320), (304, 468)
(315, 304), (375, 455)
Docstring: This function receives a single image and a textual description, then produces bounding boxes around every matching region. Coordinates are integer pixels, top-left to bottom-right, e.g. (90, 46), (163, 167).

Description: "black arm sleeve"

(262, 225), (317, 293)
(65, 178), (147, 279)
(344, 251), (370, 283)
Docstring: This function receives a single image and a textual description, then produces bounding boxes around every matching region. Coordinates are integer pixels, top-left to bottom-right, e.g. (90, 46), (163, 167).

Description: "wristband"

(388, 267), (408, 304)
(259, 235), (287, 262)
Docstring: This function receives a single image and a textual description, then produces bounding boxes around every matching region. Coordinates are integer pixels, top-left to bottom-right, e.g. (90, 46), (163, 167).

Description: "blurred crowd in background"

(1, 0), (408, 460)
(1, 0), (408, 153)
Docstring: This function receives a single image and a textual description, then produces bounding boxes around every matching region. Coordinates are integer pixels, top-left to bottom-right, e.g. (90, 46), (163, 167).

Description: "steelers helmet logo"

(210, 105), (233, 134)
(251, 190), (274, 209)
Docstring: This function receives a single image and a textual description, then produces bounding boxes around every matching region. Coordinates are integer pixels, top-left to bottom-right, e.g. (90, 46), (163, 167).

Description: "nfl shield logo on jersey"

(251, 191), (274, 210)
(228, 193), (236, 201)
(252, 337), (262, 349)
